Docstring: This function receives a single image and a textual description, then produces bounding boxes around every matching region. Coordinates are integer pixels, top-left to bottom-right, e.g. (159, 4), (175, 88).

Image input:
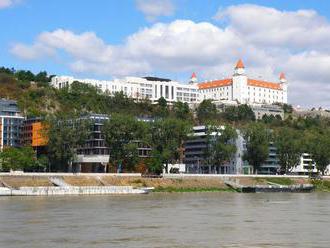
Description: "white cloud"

(0, 0), (20, 9)
(10, 4), (330, 108)
(0, 0), (13, 8)
(135, 0), (175, 21)
(11, 29), (151, 76)
(214, 4), (330, 50)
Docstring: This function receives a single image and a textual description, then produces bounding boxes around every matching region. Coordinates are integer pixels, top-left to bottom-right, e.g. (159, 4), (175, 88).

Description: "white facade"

(290, 153), (317, 174)
(198, 60), (288, 105)
(51, 59), (288, 106)
(51, 76), (200, 105)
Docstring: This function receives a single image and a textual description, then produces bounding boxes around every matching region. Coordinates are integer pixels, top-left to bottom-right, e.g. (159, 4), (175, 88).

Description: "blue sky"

(1, 0), (330, 107)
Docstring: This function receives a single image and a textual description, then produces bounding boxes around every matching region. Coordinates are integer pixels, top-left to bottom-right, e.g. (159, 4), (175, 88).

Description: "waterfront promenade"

(1, 172), (328, 193)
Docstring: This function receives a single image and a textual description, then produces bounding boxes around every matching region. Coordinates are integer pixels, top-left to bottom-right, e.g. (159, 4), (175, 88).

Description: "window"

(160, 85), (163, 97)
(155, 85), (157, 98)
(165, 85), (169, 98)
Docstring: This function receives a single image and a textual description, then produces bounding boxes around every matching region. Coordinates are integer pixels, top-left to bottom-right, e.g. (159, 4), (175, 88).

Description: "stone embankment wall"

(5, 186), (145, 196)
(0, 173), (326, 193)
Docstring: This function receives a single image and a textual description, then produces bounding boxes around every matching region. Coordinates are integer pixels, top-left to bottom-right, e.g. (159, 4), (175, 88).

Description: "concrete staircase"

(49, 177), (71, 187)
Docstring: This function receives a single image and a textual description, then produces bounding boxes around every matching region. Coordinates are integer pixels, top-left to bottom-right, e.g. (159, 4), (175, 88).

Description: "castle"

(197, 59), (288, 105)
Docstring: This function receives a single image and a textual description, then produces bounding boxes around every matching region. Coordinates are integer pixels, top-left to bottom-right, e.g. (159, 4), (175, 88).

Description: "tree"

(243, 123), (270, 174)
(35, 71), (49, 83)
(222, 104), (255, 122)
(207, 125), (237, 173)
(196, 99), (218, 123)
(47, 115), (91, 171)
(155, 97), (169, 118)
(0, 66), (14, 75)
(172, 101), (193, 121)
(274, 127), (302, 173)
(305, 129), (330, 175)
(283, 103), (293, 114)
(35, 71), (50, 87)
(103, 114), (148, 172)
(15, 70), (35, 82)
(0, 146), (37, 172)
(150, 118), (191, 173)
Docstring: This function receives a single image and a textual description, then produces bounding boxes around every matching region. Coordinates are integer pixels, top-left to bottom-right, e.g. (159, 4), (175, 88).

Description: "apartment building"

(0, 99), (24, 150)
(74, 114), (153, 173)
(184, 125), (243, 174)
(290, 153), (317, 175)
(75, 114), (110, 172)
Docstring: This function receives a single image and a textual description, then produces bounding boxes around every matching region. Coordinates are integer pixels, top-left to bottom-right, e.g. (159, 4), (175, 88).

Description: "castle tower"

(234, 59), (245, 75)
(280, 72), (288, 103)
(232, 59), (248, 103)
(189, 72), (198, 84)
(280, 72), (287, 83)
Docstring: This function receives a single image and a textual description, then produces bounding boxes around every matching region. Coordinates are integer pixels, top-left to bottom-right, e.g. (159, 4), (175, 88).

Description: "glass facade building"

(0, 99), (24, 150)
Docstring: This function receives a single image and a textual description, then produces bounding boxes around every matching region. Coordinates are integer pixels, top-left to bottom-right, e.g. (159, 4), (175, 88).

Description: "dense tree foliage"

(274, 127), (302, 173)
(149, 118), (192, 173)
(0, 147), (47, 172)
(196, 99), (218, 123)
(172, 101), (193, 121)
(304, 129), (330, 175)
(206, 125), (237, 171)
(243, 123), (270, 173)
(222, 104), (256, 122)
(103, 114), (149, 172)
(46, 115), (91, 171)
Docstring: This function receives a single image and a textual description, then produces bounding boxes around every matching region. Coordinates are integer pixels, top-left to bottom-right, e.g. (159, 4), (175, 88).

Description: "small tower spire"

(279, 72), (287, 83)
(235, 59), (245, 69)
(190, 72), (197, 84)
(234, 59), (245, 75)
(279, 72), (288, 92)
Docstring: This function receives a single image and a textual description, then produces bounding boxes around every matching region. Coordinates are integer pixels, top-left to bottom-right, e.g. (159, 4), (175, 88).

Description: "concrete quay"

(13, 186), (149, 196)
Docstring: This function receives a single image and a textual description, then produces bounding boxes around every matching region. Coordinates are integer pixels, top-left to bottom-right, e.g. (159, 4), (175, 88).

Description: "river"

(0, 192), (329, 248)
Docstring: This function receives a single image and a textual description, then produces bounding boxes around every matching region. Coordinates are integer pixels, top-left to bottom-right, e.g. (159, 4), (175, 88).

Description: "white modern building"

(51, 76), (200, 105)
(198, 59), (288, 105)
(290, 153), (317, 175)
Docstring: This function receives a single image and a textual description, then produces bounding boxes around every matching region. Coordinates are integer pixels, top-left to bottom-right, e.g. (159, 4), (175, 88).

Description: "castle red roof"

(248, 79), (282, 90)
(235, 59), (245, 69)
(198, 79), (232, 89)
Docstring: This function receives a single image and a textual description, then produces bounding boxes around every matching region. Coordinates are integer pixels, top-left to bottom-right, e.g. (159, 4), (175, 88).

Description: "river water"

(0, 192), (329, 248)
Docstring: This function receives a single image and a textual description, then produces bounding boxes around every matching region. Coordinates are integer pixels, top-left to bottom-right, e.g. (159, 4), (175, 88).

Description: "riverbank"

(1, 173), (329, 193)
(0, 174), (231, 193)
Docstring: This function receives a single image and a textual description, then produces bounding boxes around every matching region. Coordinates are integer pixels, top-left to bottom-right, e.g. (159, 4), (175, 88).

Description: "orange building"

(20, 118), (48, 149)
(31, 122), (48, 147)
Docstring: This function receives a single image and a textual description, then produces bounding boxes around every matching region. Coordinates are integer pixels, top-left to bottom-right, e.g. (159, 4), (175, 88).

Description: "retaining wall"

(2, 186), (146, 196)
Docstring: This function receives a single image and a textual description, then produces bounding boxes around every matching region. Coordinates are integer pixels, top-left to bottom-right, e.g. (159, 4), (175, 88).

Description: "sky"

(1, 0), (330, 108)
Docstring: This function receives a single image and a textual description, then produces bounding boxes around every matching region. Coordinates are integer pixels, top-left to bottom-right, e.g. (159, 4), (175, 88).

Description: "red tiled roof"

(197, 77), (282, 90)
(191, 72), (197, 78)
(198, 79), (232, 89)
(248, 79), (282, 90)
(280, 72), (286, 80)
(235, 59), (245, 69)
